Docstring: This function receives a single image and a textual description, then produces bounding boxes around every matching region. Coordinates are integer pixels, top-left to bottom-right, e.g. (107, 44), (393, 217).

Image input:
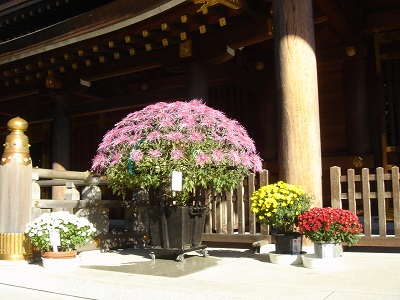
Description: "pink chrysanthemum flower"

(148, 150), (162, 158)
(158, 118), (174, 129)
(179, 117), (196, 129)
(165, 132), (185, 141)
(195, 153), (209, 166)
(171, 149), (184, 161)
(147, 131), (162, 142)
(110, 152), (122, 166)
(229, 150), (241, 164)
(189, 132), (204, 142)
(130, 149), (143, 162)
(212, 150), (225, 163)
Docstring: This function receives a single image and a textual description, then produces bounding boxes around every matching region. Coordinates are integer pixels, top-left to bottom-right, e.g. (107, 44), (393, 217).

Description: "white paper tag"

(50, 229), (61, 252)
(292, 237), (302, 254)
(171, 171), (182, 191)
(322, 243), (334, 258)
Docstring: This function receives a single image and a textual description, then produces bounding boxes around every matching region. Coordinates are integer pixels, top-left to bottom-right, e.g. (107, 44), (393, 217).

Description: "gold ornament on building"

(1, 117), (31, 166)
(180, 39), (192, 58)
(194, 0), (242, 14)
(352, 156), (363, 168)
(346, 46), (356, 57)
(255, 61), (264, 71)
(45, 76), (61, 89)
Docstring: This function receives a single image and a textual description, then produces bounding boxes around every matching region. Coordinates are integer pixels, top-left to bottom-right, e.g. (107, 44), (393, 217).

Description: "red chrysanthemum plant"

(297, 207), (363, 246)
(91, 100), (263, 205)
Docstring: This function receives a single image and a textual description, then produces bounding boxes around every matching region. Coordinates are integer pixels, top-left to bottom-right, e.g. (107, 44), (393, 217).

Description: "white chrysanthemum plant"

(91, 100), (263, 205)
(25, 211), (97, 252)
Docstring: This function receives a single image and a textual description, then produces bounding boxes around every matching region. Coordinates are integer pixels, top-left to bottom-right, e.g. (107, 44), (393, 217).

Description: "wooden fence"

(202, 170), (270, 244)
(330, 166), (400, 246)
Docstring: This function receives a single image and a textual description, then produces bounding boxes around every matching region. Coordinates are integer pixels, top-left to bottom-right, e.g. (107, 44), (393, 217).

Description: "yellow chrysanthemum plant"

(250, 181), (313, 234)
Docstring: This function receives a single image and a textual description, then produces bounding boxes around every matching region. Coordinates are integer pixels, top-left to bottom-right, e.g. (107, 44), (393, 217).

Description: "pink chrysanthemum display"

(92, 100), (263, 204)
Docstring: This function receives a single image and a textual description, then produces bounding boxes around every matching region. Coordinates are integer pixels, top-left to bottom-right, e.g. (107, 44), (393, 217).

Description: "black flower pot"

(274, 232), (302, 254)
(148, 206), (206, 250)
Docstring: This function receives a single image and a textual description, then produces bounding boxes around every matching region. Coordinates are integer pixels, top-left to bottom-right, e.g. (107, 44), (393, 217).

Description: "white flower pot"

(41, 250), (80, 270)
(314, 242), (342, 259)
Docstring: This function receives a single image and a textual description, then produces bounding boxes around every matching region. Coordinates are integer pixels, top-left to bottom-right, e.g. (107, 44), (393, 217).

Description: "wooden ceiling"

(0, 0), (399, 127)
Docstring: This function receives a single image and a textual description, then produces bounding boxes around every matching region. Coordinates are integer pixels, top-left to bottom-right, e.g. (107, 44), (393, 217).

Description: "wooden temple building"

(0, 0), (400, 251)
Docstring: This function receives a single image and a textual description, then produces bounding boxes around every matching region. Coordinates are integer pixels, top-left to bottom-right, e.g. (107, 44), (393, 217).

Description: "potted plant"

(250, 181), (312, 256)
(297, 207), (363, 259)
(91, 100), (263, 256)
(25, 211), (96, 268)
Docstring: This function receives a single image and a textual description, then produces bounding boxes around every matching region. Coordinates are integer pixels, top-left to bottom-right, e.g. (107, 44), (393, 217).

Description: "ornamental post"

(0, 117), (33, 261)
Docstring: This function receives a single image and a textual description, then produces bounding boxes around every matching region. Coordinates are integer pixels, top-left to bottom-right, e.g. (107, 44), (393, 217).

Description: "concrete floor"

(0, 245), (400, 300)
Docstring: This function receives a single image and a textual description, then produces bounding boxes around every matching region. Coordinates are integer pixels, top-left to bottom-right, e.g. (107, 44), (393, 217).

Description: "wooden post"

(330, 166), (342, 208)
(273, 0), (323, 206)
(362, 168), (372, 236)
(0, 117), (33, 260)
(52, 94), (71, 202)
(187, 62), (209, 103)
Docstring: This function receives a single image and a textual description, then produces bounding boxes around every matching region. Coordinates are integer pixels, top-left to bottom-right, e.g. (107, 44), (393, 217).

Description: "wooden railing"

(330, 166), (400, 246)
(31, 168), (271, 249)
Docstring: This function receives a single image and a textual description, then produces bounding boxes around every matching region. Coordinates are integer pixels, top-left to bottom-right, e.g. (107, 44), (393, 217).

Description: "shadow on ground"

(79, 247), (258, 278)
(80, 248), (219, 277)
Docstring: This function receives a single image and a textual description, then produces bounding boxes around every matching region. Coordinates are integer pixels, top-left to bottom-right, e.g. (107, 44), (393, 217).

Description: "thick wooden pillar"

(0, 117), (33, 260)
(343, 58), (371, 154)
(187, 62), (209, 103)
(273, 0), (322, 206)
(52, 94), (71, 200)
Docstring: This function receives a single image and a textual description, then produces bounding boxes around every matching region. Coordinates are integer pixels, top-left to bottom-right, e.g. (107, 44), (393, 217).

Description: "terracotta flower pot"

(41, 250), (77, 259)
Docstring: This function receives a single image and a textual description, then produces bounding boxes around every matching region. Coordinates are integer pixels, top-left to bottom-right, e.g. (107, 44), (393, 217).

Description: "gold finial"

(1, 117), (31, 166)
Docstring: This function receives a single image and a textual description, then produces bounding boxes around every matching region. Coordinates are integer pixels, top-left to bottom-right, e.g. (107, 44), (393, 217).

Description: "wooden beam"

(336, 0), (365, 33)
(0, 0), (187, 63)
(202, 233), (270, 243)
(317, 43), (368, 65)
(356, 236), (400, 247)
(314, 0), (358, 42)
(366, 9), (400, 33)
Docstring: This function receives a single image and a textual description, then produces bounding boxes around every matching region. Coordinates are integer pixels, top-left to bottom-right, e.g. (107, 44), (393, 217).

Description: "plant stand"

(147, 206), (208, 261)
(269, 251), (306, 265)
(149, 245), (208, 262)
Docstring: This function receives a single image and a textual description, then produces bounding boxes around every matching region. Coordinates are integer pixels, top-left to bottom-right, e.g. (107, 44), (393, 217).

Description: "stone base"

(269, 251), (306, 265)
(302, 254), (344, 269)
